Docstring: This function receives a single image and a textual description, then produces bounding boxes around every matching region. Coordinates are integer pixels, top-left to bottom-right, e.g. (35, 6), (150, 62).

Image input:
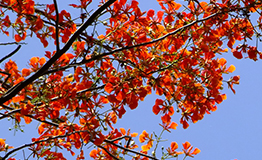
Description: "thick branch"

(0, 0), (117, 105)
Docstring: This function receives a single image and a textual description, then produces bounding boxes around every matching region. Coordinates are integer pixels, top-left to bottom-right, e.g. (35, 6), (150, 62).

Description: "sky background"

(1, 0), (262, 160)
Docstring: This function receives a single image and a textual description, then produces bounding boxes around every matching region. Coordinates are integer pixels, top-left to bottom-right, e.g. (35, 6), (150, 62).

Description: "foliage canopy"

(0, 0), (261, 159)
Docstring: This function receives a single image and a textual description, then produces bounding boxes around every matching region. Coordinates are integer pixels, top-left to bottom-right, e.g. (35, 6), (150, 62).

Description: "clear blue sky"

(1, 0), (262, 160)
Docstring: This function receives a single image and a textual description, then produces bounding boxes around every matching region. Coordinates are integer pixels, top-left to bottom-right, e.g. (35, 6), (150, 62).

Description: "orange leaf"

(156, 86), (163, 95)
(188, 1), (195, 11)
(117, 105), (126, 118)
(21, 103), (30, 115)
(24, 116), (32, 124)
(226, 65), (236, 73)
(22, 68), (31, 77)
(116, 91), (125, 101)
(30, 57), (39, 66)
(0, 138), (5, 146)
(199, 2), (208, 10)
(183, 141), (191, 150)
(131, 132), (138, 137)
(39, 57), (46, 66)
(104, 83), (114, 93)
(155, 99), (164, 105)
(191, 148), (201, 155)
(12, 95), (24, 103)
(139, 130), (148, 143)
(218, 58), (227, 66)
(168, 106), (175, 116)
(89, 149), (98, 158)
(109, 111), (117, 124)
(173, 2), (182, 10)
(170, 142), (178, 152)
(120, 128), (126, 135)
(141, 144), (150, 151)
(99, 96), (109, 104)
(221, 94), (227, 100)
(38, 123), (45, 135)
(169, 122), (178, 130)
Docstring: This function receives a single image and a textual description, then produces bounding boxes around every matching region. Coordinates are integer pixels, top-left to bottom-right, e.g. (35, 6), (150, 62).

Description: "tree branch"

(0, 42), (26, 45)
(2, 130), (88, 160)
(53, 0), (60, 51)
(0, 0), (117, 105)
(43, 12), (220, 75)
(0, 84), (105, 126)
(0, 45), (21, 64)
(97, 145), (120, 160)
(104, 139), (158, 160)
(0, 104), (60, 127)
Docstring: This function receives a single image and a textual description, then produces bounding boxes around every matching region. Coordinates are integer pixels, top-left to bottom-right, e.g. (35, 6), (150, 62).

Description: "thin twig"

(0, 108), (20, 120)
(0, 45), (21, 64)
(2, 130), (88, 160)
(0, 42), (27, 45)
(104, 139), (158, 160)
(0, 104), (59, 127)
(0, 71), (11, 90)
(97, 145), (120, 160)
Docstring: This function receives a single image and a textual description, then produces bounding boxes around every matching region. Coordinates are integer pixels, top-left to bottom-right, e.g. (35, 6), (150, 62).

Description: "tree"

(0, 0), (260, 159)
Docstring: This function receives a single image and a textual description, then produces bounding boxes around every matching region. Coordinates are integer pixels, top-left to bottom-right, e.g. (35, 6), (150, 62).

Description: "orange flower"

(166, 141), (184, 155)
(182, 141), (201, 157)
(139, 130), (153, 151)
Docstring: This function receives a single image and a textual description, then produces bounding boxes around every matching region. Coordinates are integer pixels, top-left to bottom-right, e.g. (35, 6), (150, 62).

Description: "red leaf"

(147, 9), (154, 18)
(161, 114), (171, 124)
(117, 105), (126, 118)
(181, 119), (189, 129)
(104, 83), (114, 93)
(14, 34), (22, 42)
(232, 48), (243, 59)
(227, 38), (235, 49)
(152, 104), (161, 115)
